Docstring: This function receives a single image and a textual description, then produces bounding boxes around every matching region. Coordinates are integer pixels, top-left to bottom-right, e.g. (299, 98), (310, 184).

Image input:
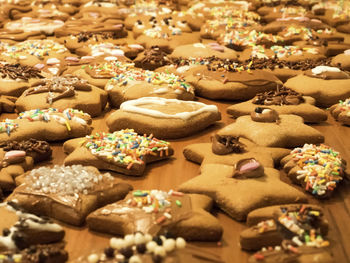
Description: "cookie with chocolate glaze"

(218, 110), (324, 148)
(226, 87), (328, 123)
(241, 204), (328, 250)
(284, 66), (350, 107)
(73, 233), (224, 263)
(106, 97), (221, 139)
(63, 129), (174, 176)
(87, 190), (223, 241)
(0, 242), (68, 263)
(0, 108), (92, 143)
(329, 98), (350, 126)
(281, 144), (348, 198)
(7, 165), (132, 226)
(133, 46), (170, 70)
(0, 62), (44, 97)
(15, 75), (108, 117)
(184, 64), (282, 100)
(178, 162), (307, 221)
(0, 201), (65, 251)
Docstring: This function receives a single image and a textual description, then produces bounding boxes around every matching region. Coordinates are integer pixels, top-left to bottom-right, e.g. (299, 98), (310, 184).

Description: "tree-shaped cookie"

(87, 190), (223, 242)
(63, 129), (174, 176)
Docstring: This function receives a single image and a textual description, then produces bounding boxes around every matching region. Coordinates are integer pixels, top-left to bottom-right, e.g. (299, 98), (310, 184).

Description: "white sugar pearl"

(160, 235), (166, 242)
(175, 237), (186, 249)
(134, 232), (145, 245)
(144, 234), (152, 242)
(163, 239), (175, 252)
(110, 238), (125, 250)
(124, 234), (135, 246)
(87, 253), (99, 263)
(129, 255), (142, 263)
(146, 241), (157, 253)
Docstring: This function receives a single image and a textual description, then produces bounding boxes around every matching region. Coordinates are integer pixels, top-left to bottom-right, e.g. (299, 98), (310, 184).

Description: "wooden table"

(2, 97), (350, 263)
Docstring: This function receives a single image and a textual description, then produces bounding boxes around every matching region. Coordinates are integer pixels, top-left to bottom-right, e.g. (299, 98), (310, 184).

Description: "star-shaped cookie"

(87, 190), (223, 241)
(178, 163), (307, 221)
(217, 115), (324, 148)
(7, 165), (132, 226)
(63, 129), (174, 176)
(183, 137), (290, 168)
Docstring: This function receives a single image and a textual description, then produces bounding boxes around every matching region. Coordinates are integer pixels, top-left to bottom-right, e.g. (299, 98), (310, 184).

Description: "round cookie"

(106, 97), (221, 139)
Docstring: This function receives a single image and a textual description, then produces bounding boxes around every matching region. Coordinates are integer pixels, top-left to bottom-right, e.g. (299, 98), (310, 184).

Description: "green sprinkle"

(176, 200), (182, 207)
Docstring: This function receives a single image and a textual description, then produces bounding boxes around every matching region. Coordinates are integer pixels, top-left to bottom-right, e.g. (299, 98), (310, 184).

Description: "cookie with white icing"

(15, 75), (108, 117)
(284, 66), (350, 107)
(106, 97), (221, 139)
(87, 190), (223, 241)
(0, 201), (65, 251)
(7, 165), (132, 226)
(0, 108), (92, 143)
(63, 129), (174, 176)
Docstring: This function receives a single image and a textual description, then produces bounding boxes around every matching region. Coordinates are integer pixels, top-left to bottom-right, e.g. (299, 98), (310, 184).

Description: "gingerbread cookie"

(0, 201), (65, 251)
(0, 139), (51, 192)
(0, 242), (68, 263)
(0, 108), (92, 142)
(284, 66), (350, 107)
(0, 95), (16, 113)
(106, 97), (221, 139)
(73, 233), (224, 263)
(7, 165), (132, 226)
(169, 43), (238, 61)
(217, 110), (324, 148)
(281, 144), (347, 198)
(87, 190), (223, 241)
(0, 62), (44, 97)
(183, 136), (290, 168)
(133, 45), (170, 71)
(258, 5), (309, 23)
(178, 162), (307, 221)
(16, 75), (108, 117)
(63, 129), (174, 176)
(184, 64), (282, 100)
(331, 49), (350, 71)
(329, 98), (350, 125)
(263, 17), (328, 34)
(226, 87), (328, 123)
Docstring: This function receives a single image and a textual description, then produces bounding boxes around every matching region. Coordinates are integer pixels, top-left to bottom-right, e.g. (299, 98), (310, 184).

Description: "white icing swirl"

(311, 66), (341, 75)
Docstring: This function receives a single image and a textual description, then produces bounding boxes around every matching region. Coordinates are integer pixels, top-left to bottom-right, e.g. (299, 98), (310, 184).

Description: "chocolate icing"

(212, 134), (244, 155)
(23, 75), (92, 104)
(134, 46), (170, 70)
(0, 64), (43, 81)
(192, 67), (280, 87)
(252, 87), (304, 106)
(0, 139), (51, 163)
(304, 69), (350, 80)
(251, 107), (280, 123)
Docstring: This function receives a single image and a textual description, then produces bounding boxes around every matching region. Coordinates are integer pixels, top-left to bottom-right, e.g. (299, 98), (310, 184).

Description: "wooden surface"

(2, 98), (350, 263)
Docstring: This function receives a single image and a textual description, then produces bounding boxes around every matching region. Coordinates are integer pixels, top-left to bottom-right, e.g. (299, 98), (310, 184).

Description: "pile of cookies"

(0, 0), (349, 262)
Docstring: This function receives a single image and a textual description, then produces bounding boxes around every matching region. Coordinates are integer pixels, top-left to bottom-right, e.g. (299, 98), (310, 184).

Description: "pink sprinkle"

(34, 63), (45, 69)
(240, 160), (260, 172)
(46, 58), (60, 65)
(5, 150), (26, 159)
(65, 56), (79, 62)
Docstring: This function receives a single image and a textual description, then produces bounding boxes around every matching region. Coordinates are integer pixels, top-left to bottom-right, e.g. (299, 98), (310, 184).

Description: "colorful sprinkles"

(0, 119), (18, 136)
(84, 129), (170, 168)
(289, 144), (344, 197)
